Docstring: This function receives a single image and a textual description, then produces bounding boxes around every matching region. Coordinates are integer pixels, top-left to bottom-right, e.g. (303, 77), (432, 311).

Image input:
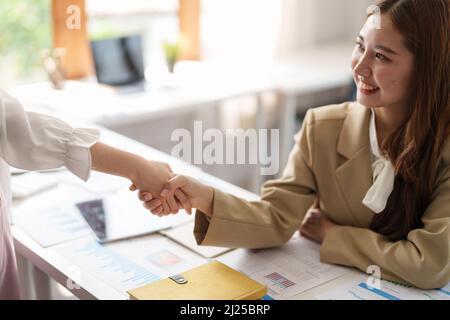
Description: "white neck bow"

(362, 109), (396, 213)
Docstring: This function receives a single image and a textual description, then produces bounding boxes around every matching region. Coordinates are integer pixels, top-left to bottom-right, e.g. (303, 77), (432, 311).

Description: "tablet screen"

(74, 191), (174, 243)
(75, 199), (108, 242)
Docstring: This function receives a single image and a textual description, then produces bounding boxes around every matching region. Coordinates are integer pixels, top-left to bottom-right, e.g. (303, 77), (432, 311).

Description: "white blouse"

(362, 109), (396, 213)
(0, 89), (100, 299)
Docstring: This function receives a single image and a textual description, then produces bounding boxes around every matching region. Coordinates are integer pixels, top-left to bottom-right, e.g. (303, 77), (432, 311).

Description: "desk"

(11, 126), (260, 300)
(12, 127), (449, 301)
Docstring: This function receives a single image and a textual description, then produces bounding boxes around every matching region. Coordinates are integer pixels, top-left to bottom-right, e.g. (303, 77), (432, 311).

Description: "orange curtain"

(179, 0), (200, 60)
(51, 0), (93, 79)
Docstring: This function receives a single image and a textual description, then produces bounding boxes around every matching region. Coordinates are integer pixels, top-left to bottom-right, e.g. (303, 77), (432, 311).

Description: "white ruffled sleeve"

(0, 90), (100, 181)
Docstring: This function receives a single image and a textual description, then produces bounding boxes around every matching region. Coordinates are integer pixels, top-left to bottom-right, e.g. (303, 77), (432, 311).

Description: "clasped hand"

(129, 161), (335, 244)
(128, 160), (213, 217)
(130, 163), (214, 217)
(127, 160), (188, 216)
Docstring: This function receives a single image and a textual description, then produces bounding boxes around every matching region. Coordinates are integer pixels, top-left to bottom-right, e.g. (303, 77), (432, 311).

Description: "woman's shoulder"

(306, 101), (365, 123)
(301, 102), (369, 151)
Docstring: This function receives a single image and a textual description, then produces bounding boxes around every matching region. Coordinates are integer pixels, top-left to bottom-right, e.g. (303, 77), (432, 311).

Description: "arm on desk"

(320, 174), (450, 289)
(140, 110), (318, 248)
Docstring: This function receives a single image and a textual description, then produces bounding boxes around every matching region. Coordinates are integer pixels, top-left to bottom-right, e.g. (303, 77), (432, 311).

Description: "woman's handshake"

(131, 175), (215, 218)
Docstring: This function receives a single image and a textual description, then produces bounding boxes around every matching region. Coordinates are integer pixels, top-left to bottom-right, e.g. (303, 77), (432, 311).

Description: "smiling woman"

(352, 0), (450, 242)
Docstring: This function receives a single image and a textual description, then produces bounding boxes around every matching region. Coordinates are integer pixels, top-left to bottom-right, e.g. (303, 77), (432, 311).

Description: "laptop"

(90, 34), (148, 93)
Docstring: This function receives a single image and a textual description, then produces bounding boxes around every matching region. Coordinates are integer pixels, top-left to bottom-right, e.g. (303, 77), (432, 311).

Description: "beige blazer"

(194, 102), (450, 289)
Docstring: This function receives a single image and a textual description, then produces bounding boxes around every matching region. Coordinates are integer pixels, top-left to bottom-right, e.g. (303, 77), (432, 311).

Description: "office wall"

(200, 0), (281, 63)
(274, 0), (374, 59)
(200, 0), (374, 62)
(313, 0), (374, 45)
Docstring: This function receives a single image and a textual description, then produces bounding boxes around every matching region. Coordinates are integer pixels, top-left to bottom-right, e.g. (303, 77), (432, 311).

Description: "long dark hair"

(369, 0), (450, 241)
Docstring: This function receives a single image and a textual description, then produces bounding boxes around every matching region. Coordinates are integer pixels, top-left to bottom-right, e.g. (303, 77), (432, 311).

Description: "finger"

(301, 218), (316, 231)
(144, 199), (162, 210)
(160, 175), (188, 197)
(143, 193), (153, 201)
(174, 198), (184, 213)
(162, 200), (171, 216)
(144, 202), (162, 215)
(174, 189), (192, 214)
(305, 213), (319, 222)
(166, 196), (179, 214)
(307, 208), (320, 216)
(304, 210), (313, 220)
(299, 225), (309, 238)
(302, 232), (315, 242)
(152, 206), (163, 215)
(299, 225), (316, 241)
(138, 191), (152, 202)
(306, 218), (319, 227)
(129, 184), (137, 191)
(152, 208), (163, 217)
(310, 210), (322, 218)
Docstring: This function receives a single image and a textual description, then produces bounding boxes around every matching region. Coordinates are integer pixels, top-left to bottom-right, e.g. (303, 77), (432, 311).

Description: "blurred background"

(2, 0), (371, 193)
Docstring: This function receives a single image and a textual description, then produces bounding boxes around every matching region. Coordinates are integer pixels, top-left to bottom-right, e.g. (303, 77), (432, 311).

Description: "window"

(0, 0), (51, 86)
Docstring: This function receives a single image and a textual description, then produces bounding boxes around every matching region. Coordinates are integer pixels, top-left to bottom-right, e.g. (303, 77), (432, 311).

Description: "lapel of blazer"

(335, 103), (374, 226)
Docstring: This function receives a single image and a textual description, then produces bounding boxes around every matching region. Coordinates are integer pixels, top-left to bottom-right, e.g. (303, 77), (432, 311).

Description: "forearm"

(320, 225), (450, 289)
(194, 186), (214, 217)
(90, 142), (143, 181)
(194, 187), (315, 248)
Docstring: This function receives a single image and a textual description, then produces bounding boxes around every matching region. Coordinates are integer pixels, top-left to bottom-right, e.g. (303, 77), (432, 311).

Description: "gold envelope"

(127, 261), (267, 300)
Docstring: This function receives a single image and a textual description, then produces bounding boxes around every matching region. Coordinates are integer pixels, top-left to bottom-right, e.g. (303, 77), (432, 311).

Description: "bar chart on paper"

(54, 238), (161, 295)
(264, 272), (297, 291)
(317, 277), (450, 300)
(218, 236), (351, 300)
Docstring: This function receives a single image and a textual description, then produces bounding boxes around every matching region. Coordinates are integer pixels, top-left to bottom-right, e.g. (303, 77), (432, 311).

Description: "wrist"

(127, 156), (147, 183)
(197, 186), (214, 217)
